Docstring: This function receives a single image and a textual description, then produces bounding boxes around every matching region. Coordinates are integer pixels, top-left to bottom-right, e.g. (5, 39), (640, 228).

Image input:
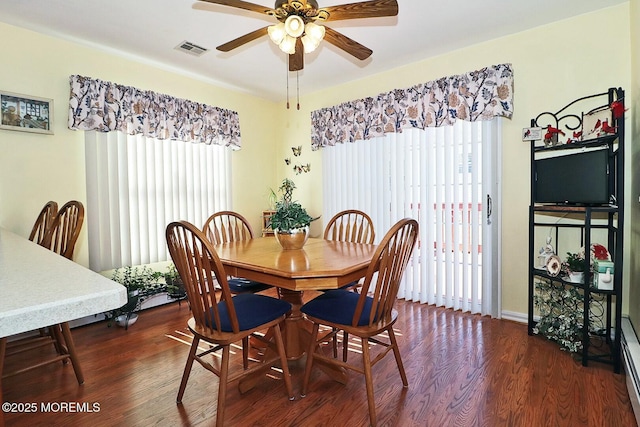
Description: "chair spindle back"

(354, 218), (418, 327)
(29, 201), (58, 246)
(324, 209), (375, 244)
(202, 211), (254, 245)
(166, 221), (239, 334)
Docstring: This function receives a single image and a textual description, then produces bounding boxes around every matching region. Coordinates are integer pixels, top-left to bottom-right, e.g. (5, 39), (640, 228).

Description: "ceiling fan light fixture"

(284, 15), (304, 38)
(301, 34), (318, 53)
(279, 34), (297, 54)
(304, 22), (325, 42)
(268, 23), (286, 45)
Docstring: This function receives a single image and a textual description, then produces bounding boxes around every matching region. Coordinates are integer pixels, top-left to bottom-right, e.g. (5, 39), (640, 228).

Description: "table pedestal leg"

(239, 289), (347, 393)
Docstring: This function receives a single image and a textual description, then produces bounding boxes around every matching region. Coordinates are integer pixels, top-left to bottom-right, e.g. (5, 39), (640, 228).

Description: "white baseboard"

(622, 317), (640, 425)
(500, 310), (527, 323)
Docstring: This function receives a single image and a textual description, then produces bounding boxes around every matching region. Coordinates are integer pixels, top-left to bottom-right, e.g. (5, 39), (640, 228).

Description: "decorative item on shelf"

(561, 243), (611, 284)
(543, 125), (564, 146)
(269, 178), (318, 250)
(610, 99), (627, 119)
(582, 108), (612, 140)
(546, 255), (562, 276)
(537, 236), (555, 268)
(563, 251), (585, 283)
(594, 260), (614, 290)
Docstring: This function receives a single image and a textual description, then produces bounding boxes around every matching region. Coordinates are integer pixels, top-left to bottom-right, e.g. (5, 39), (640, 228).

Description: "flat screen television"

(534, 149), (611, 205)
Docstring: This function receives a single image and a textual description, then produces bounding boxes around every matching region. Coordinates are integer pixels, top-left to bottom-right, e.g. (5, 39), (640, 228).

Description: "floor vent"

(175, 41), (208, 57)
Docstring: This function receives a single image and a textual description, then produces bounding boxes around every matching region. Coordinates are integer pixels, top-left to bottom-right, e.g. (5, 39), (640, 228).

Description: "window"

(85, 131), (232, 271)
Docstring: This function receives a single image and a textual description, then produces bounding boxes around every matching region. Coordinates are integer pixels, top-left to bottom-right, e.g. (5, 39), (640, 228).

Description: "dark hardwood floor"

(3, 291), (637, 426)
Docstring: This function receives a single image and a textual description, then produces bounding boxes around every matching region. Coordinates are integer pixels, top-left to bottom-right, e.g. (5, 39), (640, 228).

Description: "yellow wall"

(286, 4), (632, 317)
(0, 22), (281, 267)
(0, 4), (634, 318)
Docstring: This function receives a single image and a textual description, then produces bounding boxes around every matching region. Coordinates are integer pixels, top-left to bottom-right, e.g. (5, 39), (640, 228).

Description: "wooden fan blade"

(197, 0), (274, 15)
(289, 38), (304, 71)
(323, 27), (372, 60)
(320, 0), (398, 22)
(217, 27), (269, 52)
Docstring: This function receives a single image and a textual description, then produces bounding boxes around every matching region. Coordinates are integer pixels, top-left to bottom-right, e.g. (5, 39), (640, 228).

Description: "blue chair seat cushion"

(301, 289), (375, 327)
(208, 293), (291, 332)
(227, 277), (272, 294)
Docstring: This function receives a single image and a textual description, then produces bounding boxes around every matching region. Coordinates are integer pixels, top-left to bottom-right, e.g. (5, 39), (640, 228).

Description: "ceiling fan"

(198, 0), (399, 72)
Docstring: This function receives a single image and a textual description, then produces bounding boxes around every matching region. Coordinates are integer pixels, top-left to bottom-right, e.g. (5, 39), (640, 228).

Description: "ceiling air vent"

(175, 41), (208, 57)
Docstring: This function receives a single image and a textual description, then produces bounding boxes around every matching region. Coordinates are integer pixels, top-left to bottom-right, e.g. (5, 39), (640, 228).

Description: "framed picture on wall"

(0, 91), (53, 135)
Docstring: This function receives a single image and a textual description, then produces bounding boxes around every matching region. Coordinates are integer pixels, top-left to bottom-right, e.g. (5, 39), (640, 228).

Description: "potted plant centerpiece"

(269, 178), (316, 250)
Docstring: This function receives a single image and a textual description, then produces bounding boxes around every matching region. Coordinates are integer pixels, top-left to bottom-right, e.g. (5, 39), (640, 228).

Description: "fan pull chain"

(286, 66), (290, 110)
(296, 71), (300, 110)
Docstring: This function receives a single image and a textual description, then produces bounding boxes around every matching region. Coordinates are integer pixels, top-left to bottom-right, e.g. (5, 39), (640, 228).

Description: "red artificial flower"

(591, 244), (609, 260)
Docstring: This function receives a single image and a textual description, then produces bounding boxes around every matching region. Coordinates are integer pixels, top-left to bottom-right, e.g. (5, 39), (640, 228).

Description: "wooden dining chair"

(301, 218), (419, 427)
(28, 200), (58, 246)
(166, 220), (294, 426)
(45, 200), (85, 260)
(3, 201), (86, 384)
(202, 211), (271, 294)
(324, 209), (376, 360)
(324, 209), (376, 246)
(26, 201), (58, 338)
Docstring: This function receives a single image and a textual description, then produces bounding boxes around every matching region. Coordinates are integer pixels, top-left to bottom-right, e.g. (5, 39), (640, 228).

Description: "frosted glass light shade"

(305, 22), (325, 41)
(268, 23), (286, 45)
(284, 15), (304, 38)
(279, 35), (296, 54)
(301, 34), (319, 53)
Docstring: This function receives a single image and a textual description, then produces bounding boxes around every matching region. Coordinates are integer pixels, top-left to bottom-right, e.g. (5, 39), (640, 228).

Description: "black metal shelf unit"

(527, 87), (624, 373)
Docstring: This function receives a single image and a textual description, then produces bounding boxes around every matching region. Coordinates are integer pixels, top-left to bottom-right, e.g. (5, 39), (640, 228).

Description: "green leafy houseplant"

(107, 266), (164, 328)
(269, 178), (315, 233)
(532, 279), (585, 353)
(563, 251), (585, 273)
(164, 263), (186, 300)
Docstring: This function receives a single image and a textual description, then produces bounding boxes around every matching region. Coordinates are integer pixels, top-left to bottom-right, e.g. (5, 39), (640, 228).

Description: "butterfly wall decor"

(293, 163), (311, 175)
(285, 158), (291, 165)
(292, 146), (302, 157)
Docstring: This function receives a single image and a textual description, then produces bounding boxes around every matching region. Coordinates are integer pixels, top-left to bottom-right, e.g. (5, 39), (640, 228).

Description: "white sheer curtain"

(322, 119), (500, 316)
(85, 130), (232, 272)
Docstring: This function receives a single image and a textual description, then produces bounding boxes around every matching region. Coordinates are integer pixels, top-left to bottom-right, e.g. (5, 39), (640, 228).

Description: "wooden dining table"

(213, 236), (377, 360)
(0, 227), (127, 427)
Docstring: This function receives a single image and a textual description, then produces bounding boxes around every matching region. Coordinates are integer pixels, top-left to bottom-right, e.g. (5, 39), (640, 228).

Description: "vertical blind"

(85, 130), (232, 272)
(322, 120), (499, 316)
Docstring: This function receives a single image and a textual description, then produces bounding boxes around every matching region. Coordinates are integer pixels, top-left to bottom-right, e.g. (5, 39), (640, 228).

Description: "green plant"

(267, 187), (278, 210)
(107, 266), (165, 327)
(164, 263), (185, 298)
(112, 265), (163, 294)
(563, 251), (586, 273)
(269, 178), (316, 233)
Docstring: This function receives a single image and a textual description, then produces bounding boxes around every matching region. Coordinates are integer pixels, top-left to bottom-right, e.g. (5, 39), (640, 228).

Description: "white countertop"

(0, 227), (127, 337)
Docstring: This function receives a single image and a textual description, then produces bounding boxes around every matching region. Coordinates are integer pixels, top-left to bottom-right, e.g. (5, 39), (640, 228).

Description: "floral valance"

(311, 63), (513, 149)
(68, 75), (241, 149)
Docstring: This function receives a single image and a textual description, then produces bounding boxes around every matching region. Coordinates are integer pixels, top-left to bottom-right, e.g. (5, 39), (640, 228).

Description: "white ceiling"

(0, 0), (626, 101)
